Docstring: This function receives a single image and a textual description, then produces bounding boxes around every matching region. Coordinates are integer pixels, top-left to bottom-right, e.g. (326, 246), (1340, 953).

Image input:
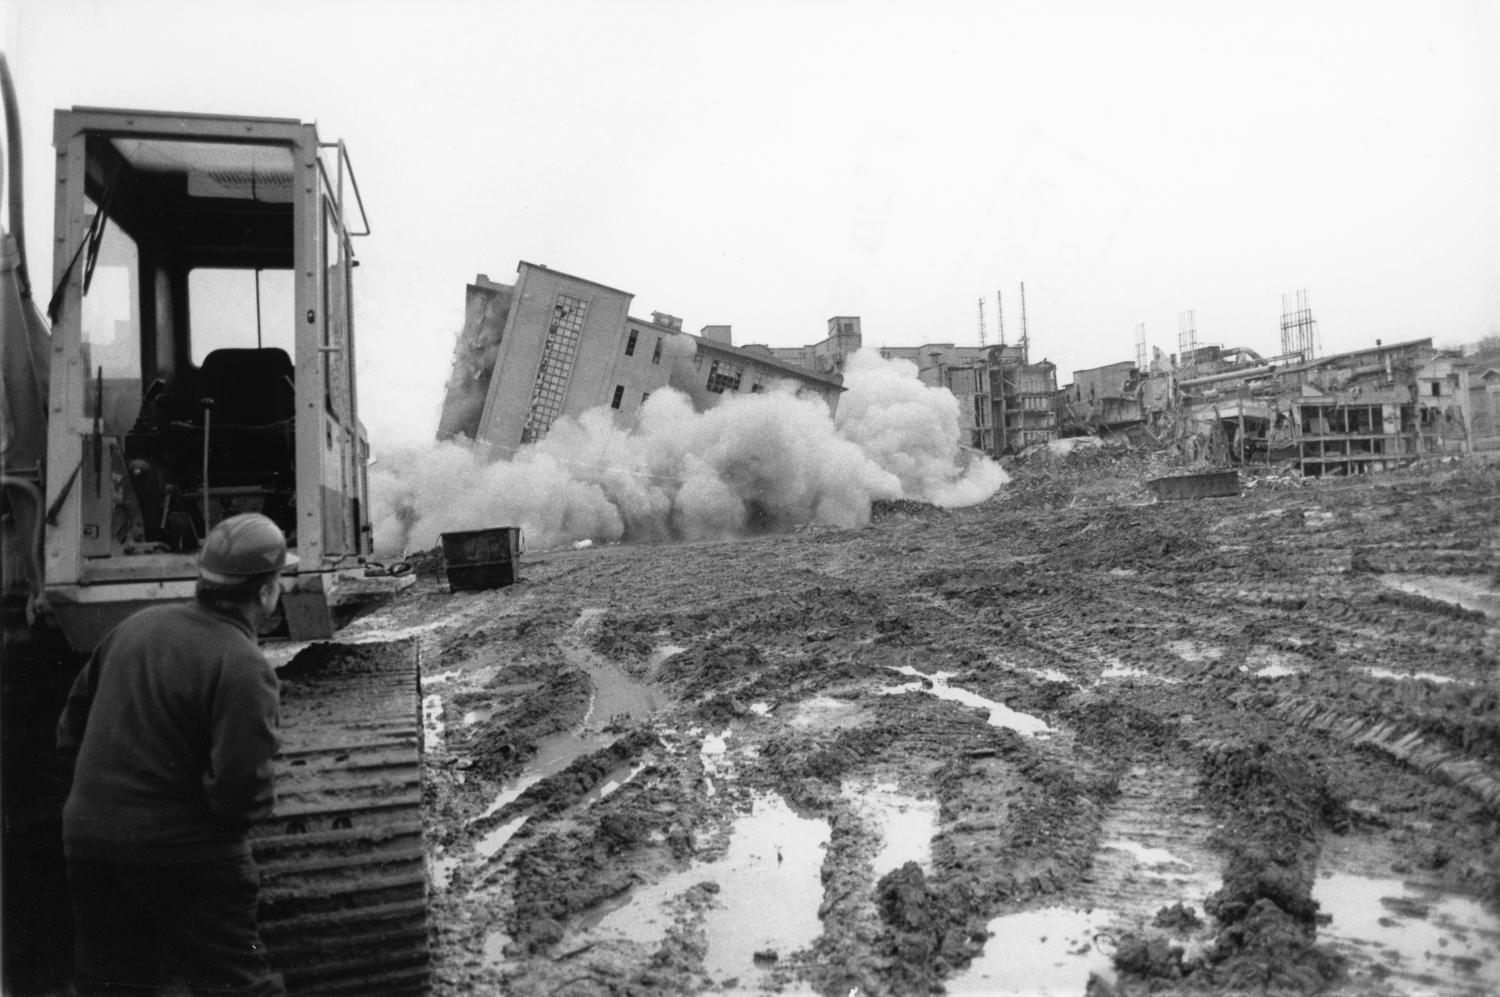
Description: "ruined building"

(438, 263), (844, 452)
(748, 317), (864, 376)
(1057, 337), (1474, 474)
(750, 320), (1057, 456)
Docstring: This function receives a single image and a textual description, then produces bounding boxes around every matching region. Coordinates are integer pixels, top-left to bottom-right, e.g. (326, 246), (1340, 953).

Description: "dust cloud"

(370, 351), (1008, 555)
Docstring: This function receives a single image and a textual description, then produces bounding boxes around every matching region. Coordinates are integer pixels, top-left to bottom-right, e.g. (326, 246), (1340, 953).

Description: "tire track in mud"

(1270, 697), (1500, 815)
(1080, 763), (1224, 931)
(410, 461), (1500, 996)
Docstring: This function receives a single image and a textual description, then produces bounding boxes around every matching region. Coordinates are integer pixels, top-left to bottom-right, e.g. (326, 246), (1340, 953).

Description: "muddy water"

(422, 693), (446, 754)
(1363, 666), (1467, 685)
(578, 760), (647, 806)
(587, 793), (830, 985)
(460, 608), (666, 876)
(842, 782), (940, 877)
(1382, 574), (1500, 619)
(949, 907), (1117, 994)
(1315, 872), (1500, 995)
(567, 608), (663, 725)
(882, 666), (1052, 736)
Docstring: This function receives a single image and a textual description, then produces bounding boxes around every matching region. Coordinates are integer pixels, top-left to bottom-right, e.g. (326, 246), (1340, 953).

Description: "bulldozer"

(1, 56), (430, 993)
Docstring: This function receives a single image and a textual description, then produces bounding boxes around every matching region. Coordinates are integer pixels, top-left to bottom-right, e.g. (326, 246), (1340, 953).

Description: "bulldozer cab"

(43, 108), (372, 647)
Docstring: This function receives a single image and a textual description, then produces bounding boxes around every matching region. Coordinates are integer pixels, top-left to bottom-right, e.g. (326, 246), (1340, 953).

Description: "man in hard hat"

(57, 513), (294, 996)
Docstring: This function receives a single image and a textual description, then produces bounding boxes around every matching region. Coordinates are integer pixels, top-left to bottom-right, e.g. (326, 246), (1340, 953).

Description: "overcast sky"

(5, 0), (1497, 448)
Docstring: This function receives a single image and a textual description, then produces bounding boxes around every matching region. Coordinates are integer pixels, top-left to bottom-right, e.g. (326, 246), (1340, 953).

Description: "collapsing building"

(438, 262), (844, 452)
(749, 322), (1059, 457)
(1059, 337), (1474, 475)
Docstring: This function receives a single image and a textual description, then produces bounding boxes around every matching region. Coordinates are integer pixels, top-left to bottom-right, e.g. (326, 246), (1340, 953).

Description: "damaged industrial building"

(1058, 337), (1478, 474)
(437, 263), (844, 453)
(438, 266), (1489, 483)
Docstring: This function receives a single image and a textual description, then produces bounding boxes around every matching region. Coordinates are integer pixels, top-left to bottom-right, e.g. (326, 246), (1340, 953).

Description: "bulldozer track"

(250, 639), (430, 995)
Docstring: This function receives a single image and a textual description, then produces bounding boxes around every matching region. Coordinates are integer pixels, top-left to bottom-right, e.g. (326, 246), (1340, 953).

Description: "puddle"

(462, 706), (499, 726)
(564, 613), (662, 727)
(1098, 660), (1179, 684)
(700, 730), (730, 795)
(472, 723), (614, 823)
(1315, 873), (1500, 994)
(1101, 839), (1194, 872)
(1363, 666), (1466, 686)
(1382, 575), (1500, 620)
(481, 928), (511, 965)
(430, 852), (462, 892)
(588, 793), (830, 984)
(842, 783), (939, 877)
(421, 668), (462, 687)
(1245, 646), (1304, 678)
(883, 666), (1051, 737)
(749, 701), (773, 716)
(648, 644), (686, 669)
(579, 761), (647, 806)
(949, 907), (1117, 994)
(422, 693), (445, 754)
(787, 695), (866, 730)
(1166, 640), (1223, 664)
(1027, 667), (1074, 685)
(474, 773), (545, 822)
(476, 814), (529, 859)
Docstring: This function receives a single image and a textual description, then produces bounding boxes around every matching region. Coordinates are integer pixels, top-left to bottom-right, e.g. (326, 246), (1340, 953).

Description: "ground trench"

(353, 456), (1500, 996)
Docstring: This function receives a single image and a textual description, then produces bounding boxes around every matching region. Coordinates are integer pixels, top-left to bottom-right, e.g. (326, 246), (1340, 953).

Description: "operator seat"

(195, 346), (296, 492)
(200, 347), (296, 425)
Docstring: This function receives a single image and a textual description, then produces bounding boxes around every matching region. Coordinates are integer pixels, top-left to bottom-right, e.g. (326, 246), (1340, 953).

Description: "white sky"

(5, 0), (1498, 448)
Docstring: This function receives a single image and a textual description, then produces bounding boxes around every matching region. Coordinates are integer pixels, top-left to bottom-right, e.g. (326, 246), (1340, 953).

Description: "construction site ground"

(345, 451), (1500, 996)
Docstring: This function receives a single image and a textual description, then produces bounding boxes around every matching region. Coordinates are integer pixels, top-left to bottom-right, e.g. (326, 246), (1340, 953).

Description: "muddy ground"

(343, 451), (1500, 996)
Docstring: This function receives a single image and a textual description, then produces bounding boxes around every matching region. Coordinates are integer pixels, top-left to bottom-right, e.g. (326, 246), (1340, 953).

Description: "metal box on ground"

(440, 528), (523, 591)
(1147, 470), (1241, 501)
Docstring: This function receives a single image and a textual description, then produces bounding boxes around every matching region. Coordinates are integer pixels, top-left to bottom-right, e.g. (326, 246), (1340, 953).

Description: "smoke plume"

(370, 350), (1007, 554)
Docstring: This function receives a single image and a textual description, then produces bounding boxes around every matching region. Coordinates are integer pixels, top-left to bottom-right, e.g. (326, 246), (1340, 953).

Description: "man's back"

(59, 600), (281, 865)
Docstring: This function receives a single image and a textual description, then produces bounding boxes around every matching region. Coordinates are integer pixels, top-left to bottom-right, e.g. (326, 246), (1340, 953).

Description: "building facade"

(439, 263), (844, 452)
(991, 347), (1059, 452)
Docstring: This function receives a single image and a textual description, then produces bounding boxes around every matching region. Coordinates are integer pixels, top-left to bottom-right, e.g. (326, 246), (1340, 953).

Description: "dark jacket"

(57, 601), (281, 865)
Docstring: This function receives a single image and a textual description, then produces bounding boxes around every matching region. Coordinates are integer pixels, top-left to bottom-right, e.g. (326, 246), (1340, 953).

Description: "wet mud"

(363, 455), (1500, 995)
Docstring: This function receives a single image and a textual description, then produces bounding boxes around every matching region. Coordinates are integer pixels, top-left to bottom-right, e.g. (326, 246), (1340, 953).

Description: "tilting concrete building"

(438, 263), (844, 453)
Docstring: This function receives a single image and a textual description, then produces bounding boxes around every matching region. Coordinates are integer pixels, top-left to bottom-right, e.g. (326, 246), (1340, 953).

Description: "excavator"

(1, 56), (430, 994)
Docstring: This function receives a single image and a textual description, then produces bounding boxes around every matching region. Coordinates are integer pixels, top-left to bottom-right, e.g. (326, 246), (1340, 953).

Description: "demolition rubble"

(344, 448), (1500, 996)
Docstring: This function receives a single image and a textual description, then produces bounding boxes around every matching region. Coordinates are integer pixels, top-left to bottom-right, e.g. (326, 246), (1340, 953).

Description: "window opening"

(611, 385), (624, 409)
(652, 338), (663, 364)
(521, 293), (589, 444)
(706, 358), (743, 394)
(189, 269), (295, 364)
(625, 330), (638, 356)
(79, 209), (142, 435)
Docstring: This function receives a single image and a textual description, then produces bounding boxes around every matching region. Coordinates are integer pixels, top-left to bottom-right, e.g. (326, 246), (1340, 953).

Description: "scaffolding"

(1178, 310), (1198, 377)
(1280, 289), (1320, 361)
(1019, 282), (1030, 365)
